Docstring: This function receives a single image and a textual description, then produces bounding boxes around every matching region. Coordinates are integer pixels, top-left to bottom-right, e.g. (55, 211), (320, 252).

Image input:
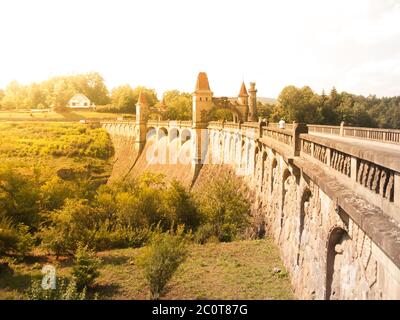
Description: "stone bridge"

(101, 117), (400, 300)
(100, 74), (400, 300)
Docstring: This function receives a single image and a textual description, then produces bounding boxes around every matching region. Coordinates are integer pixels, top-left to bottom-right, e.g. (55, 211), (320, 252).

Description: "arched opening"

(169, 128), (179, 142)
(326, 227), (350, 300)
(297, 187), (312, 265)
(299, 188), (311, 241)
(253, 146), (259, 176)
(270, 158), (278, 193)
(180, 128), (191, 144)
(281, 168), (291, 227)
(158, 127), (168, 140)
(146, 127), (157, 140)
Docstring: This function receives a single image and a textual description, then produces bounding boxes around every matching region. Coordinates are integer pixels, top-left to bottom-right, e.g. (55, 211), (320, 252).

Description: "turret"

(192, 72), (213, 124)
(136, 90), (149, 124)
(248, 82), (258, 122)
(237, 81), (249, 122)
(135, 90), (149, 153)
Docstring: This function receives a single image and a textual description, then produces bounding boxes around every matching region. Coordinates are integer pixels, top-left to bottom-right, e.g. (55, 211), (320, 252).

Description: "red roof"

(238, 82), (248, 97)
(137, 90), (148, 105)
(195, 72), (211, 91)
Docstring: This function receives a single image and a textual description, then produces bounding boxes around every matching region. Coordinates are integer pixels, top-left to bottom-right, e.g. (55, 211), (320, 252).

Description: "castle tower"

(192, 72), (214, 125)
(248, 82), (258, 122)
(237, 81), (249, 122)
(135, 90), (149, 152)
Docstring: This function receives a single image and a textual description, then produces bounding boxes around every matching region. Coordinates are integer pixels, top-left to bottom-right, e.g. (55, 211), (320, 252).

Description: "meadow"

(0, 239), (293, 300)
(0, 110), (131, 122)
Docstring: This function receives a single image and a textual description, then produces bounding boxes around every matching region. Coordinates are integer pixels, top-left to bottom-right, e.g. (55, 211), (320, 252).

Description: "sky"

(0, 0), (400, 98)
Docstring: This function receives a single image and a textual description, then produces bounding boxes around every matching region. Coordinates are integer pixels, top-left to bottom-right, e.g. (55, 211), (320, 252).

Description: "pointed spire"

(137, 90), (148, 106)
(195, 72), (211, 91)
(238, 81), (248, 97)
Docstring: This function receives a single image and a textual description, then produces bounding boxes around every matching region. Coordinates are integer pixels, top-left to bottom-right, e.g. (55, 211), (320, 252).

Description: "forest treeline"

(0, 73), (399, 128)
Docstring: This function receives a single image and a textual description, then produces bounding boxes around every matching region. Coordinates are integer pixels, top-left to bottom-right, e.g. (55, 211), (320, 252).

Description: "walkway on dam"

(309, 132), (400, 158)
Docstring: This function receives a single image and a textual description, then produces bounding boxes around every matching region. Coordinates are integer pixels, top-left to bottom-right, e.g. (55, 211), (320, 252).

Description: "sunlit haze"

(1, 0), (400, 98)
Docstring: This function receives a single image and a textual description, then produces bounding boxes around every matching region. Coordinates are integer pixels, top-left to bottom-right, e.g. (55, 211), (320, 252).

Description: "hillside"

(258, 97), (277, 105)
(0, 239), (294, 300)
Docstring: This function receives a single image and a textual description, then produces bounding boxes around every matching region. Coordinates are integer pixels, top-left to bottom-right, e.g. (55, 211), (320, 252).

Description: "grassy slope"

(0, 239), (294, 300)
(0, 110), (132, 121)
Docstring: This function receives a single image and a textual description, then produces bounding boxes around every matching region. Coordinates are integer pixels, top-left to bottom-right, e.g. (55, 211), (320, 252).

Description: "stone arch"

(325, 227), (350, 300)
(253, 146), (260, 175)
(158, 127), (168, 140)
(180, 128), (191, 144)
(209, 105), (242, 123)
(297, 187), (312, 265)
(299, 187), (312, 242)
(281, 168), (292, 227)
(169, 127), (179, 142)
(270, 157), (278, 193)
(146, 126), (157, 140)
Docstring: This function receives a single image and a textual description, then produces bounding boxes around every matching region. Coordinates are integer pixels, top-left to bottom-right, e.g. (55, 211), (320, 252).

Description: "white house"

(67, 94), (93, 109)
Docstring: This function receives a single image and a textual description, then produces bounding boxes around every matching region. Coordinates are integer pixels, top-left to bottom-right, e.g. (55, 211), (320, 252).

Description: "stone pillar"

(191, 123), (208, 181)
(394, 172), (400, 207)
(340, 121), (345, 136)
(293, 122), (308, 157)
(135, 91), (149, 155)
(350, 156), (358, 181)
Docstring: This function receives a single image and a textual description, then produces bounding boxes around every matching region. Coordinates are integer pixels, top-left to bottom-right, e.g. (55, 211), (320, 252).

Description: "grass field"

(0, 239), (294, 300)
(0, 110), (132, 122)
(0, 121), (113, 188)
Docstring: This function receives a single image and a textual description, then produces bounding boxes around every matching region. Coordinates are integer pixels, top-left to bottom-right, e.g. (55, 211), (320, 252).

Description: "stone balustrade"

(307, 124), (400, 144)
(262, 126), (294, 147)
(299, 133), (399, 224)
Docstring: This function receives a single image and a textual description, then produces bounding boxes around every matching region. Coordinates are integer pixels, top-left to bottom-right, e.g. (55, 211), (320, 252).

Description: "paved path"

(309, 132), (400, 157)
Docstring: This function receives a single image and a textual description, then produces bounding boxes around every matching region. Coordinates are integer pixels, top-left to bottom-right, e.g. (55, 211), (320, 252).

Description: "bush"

(72, 243), (101, 290)
(25, 278), (87, 300)
(136, 227), (188, 300)
(93, 225), (156, 251)
(193, 223), (216, 244)
(0, 216), (34, 257)
(195, 174), (250, 242)
(162, 180), (200, 231)
(39, 199), (98, 256)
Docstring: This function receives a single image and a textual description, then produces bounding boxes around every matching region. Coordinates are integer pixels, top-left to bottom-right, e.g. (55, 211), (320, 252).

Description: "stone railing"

(100, 119), (134, 125)
(224, 122), (241, 130)
(262, 126), (294, 147)
(299, 133), (399, 223)
(307, 123), (400, 144)
(267, 122), (294, 131)
(307, 124), (341, 135)
(207, 121), (225, 130)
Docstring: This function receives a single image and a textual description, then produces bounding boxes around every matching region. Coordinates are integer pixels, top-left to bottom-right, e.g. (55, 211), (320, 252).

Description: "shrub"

(0, 216), (34, 257)
(196, 174), (250, 242)
(72, 243), (101, 290)
(25, 278), (87, 300)
(193, 223), (216, 244)
(39, 199), (98, 256)
(136, 227), (188, 300)
(162, 180), (200, 231)
(93, 225), (155, 251)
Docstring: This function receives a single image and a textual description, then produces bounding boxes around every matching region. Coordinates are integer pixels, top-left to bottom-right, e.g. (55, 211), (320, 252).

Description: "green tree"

(136, 228), (188, 300)
(110, 85), (136, 112)
(72, 243), (101, 290)
(162, 180), (199, 231)
(162, 90), (192, 120)
(1, 81), (27, 109)
(277, 85), (320, 123)
(195, 174), (250, 242)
